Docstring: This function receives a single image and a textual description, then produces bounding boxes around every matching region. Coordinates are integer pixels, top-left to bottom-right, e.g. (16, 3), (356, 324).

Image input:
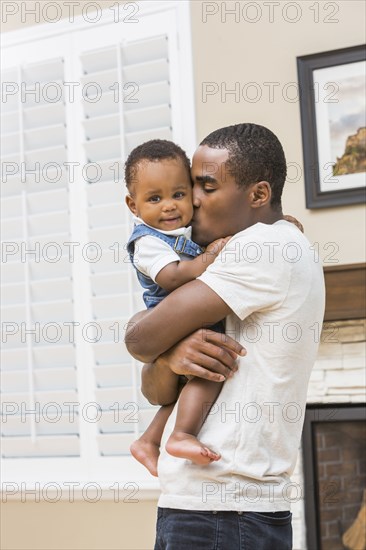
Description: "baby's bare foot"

(130, 438), (160, 477)
(166, 432), (221, 465)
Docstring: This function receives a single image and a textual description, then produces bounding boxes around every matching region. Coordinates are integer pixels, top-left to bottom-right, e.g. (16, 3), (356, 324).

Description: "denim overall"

(127, 223), (204, 308)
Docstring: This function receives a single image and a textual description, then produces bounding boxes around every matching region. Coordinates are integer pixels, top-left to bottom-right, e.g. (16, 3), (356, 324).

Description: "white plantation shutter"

(1, 56), (80, 459)
(80, 35), (172, 457)
(1, 1), (195, 491)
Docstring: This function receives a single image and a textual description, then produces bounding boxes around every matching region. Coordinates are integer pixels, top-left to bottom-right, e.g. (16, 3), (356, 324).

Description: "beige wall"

(1, 2), (365, 550)
(1, 499), (157, 550)
(2, 0), (89, 31)
(190, 0), (365, 265)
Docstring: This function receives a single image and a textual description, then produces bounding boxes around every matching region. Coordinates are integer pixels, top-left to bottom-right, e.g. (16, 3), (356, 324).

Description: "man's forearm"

(141, 357), (180, 406)
(125, 280), (231, 362)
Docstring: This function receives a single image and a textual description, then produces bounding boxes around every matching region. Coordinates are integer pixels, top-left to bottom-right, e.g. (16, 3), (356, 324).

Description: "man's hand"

(141, 328), (246, 405)
(158, 329), (245, 382)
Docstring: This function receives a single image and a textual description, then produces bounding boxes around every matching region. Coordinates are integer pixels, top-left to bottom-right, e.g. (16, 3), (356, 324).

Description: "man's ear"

(125, 194), (138, 216)
(249, 181), (271, 208)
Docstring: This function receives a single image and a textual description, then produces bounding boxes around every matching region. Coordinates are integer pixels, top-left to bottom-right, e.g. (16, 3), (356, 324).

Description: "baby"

(125, 139), (229, 476)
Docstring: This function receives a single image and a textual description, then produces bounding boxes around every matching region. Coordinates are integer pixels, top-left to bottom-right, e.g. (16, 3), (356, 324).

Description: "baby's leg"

(166, 378), (223, 465)
(130, 403), (174, 476)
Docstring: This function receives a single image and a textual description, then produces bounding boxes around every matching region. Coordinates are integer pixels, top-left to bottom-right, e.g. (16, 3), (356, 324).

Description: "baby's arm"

(155, 236), (230, 292)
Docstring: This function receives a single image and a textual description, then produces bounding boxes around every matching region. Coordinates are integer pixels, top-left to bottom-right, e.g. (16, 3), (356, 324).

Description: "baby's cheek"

(184, 201), (194, 218)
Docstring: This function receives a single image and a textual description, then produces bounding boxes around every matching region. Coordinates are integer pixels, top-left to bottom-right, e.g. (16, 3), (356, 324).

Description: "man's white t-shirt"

(157, 220), (325, 512)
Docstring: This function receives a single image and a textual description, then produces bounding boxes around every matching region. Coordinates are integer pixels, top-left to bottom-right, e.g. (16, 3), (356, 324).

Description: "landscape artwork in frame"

(297, 45), (366, 208)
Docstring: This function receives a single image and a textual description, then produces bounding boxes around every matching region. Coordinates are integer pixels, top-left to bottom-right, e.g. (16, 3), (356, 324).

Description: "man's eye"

(204, 187), (216, 193)
(149, 196), (160, 203)
(173, 192), (185, 199)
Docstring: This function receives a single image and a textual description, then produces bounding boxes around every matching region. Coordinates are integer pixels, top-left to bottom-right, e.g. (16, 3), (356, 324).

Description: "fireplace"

(302, 405), (366, 550)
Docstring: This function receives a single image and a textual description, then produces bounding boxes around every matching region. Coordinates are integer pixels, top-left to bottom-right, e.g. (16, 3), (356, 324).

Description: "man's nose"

(192, 186), (201, 207)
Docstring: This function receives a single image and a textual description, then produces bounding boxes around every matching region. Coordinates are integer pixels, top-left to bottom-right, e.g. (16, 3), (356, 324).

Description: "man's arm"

(125, 279), (236, 363)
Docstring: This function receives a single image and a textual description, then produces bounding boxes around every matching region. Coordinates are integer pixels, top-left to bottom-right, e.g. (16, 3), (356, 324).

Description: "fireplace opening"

(302, 404), (366, 550)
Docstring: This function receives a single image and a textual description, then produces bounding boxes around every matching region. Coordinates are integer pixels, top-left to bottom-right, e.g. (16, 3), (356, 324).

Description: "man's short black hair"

(200, 123), (287, 209)
(125, 139), (191, 193)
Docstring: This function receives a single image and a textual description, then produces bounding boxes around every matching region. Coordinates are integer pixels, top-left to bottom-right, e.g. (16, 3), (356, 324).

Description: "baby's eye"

(173, 192), (185, 199)
(148, 196), (161, 203)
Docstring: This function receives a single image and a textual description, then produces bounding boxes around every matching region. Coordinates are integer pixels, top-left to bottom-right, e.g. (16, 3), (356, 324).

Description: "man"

(125, 123), (325, 550)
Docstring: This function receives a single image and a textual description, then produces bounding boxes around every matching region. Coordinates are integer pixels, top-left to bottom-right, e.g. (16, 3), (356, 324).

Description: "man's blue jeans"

(154, 507), (292, 550)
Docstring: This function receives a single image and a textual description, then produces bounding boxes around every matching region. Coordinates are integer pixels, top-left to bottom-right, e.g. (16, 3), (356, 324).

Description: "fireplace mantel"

(324, 263), (366, 321)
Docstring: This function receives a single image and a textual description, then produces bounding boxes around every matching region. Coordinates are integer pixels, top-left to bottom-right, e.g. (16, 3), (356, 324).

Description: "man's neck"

(252, 207), (283, 226)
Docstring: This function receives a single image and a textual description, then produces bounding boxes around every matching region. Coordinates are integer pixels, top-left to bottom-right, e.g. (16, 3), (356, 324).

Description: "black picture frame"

(297, 45), (366, 209)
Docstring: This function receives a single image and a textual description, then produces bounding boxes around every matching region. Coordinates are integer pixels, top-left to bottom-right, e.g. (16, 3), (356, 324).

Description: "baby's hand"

(204, 236), (232, 263)
(284, 215), (304, 233)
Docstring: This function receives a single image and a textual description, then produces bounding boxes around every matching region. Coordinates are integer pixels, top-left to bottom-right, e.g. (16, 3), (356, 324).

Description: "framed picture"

(297, 45), (366, 208)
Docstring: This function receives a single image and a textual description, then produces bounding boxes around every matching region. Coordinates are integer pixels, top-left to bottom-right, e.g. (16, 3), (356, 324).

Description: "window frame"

(1, 0), (196, 500)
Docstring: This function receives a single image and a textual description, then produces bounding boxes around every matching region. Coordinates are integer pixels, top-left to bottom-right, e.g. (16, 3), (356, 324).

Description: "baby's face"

(126, 158), (193, 231)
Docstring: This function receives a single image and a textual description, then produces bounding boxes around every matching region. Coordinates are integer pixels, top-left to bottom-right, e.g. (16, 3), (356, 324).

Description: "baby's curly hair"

(125, 139), (191, 194)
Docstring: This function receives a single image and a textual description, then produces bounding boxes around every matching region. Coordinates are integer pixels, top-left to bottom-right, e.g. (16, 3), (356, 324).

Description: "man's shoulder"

(230, 220), (308, 247)
(218, 220), (319, 277)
